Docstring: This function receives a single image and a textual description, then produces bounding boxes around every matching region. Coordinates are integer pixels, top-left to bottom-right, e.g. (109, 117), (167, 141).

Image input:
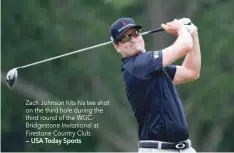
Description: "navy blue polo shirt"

(121, 50), (189, 142)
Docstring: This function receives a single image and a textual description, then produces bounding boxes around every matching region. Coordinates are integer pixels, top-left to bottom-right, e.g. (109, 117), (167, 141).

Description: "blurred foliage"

(1, 0), (234, 152)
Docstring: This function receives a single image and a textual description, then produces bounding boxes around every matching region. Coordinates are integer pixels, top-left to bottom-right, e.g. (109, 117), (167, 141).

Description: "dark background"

(1, 0), (234, 152)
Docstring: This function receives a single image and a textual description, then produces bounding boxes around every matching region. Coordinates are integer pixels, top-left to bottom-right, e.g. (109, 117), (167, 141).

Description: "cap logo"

(122, 20), (127, 26)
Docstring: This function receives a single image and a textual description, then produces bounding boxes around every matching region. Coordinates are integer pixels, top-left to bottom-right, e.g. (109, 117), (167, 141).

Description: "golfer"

(109, 17), (201, 152)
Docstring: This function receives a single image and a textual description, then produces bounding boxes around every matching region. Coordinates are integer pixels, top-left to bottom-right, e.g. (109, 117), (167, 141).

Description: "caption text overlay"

(25, 99), (109, 145)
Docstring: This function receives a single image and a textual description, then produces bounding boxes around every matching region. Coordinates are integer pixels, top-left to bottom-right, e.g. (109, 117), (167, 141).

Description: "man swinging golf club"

(109, 17), (201, 152)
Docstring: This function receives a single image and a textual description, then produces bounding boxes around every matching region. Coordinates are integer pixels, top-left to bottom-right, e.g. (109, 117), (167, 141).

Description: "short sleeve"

(130, 51), (163, 79)
(164, 65), (177, 80)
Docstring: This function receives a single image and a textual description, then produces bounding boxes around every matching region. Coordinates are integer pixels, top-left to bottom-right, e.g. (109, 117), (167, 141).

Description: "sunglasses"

(117, 29), (141, 43)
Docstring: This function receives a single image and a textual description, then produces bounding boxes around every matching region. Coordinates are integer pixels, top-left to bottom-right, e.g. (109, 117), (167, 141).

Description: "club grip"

(140, 28), (164, 36)
(150, 28), (164, 34)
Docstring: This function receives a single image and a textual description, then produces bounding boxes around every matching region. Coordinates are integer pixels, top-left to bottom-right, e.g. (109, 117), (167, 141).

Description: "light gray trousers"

(138, 147), (196, 153)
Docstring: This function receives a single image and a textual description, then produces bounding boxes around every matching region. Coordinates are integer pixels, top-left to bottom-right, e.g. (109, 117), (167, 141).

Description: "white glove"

(185, 23), (197, 34)
(180, 18), (191, 25)
(180, 18), (197, 34)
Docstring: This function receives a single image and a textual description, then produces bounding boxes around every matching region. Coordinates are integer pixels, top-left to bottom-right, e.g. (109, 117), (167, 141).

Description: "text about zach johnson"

(25, 99), (109, 145)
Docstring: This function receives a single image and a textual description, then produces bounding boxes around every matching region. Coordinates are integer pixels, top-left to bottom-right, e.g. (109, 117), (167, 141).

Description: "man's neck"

(122, 49), (146, 57)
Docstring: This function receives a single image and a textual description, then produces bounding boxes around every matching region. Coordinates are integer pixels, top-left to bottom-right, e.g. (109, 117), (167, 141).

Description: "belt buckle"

(175, 142), (186, 149)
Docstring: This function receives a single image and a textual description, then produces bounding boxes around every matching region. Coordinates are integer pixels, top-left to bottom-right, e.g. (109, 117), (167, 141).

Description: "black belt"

(138, 140), (191, 150)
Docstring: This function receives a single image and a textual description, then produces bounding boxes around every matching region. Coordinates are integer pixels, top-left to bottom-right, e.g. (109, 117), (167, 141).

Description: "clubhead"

(6, 68), (18, 88)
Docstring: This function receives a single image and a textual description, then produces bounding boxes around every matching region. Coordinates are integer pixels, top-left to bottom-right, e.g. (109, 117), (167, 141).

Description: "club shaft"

(17, 40), (113, 69)
(16, 28), (164, 70)
(141, 28), (164, 36)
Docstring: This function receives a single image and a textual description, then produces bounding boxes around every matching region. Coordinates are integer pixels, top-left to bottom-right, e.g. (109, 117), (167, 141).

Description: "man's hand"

(185, 23), (198, 34)
(161, 18), (198, 36)
(179, 18), (198, 34)
(180, 18), (191, 25)
(161, 19), (187, 36)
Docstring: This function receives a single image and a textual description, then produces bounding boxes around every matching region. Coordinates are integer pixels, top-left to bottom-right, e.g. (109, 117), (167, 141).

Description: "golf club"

(5, 27), (164, 89)
(5, 18), (191, 89)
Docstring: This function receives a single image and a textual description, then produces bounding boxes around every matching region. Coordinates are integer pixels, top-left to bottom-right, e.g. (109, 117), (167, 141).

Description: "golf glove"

(185, 23), (197, 34)
(180, 18), (191, 25)
(180, 18), (197, 34)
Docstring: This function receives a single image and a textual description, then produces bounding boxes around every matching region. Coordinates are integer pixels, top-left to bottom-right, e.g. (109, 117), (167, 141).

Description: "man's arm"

(173, 29), (201, 85)
(161, 19), (193, 67)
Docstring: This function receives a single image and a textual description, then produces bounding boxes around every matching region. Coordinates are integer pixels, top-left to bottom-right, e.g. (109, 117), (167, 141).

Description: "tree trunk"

(146, 0), (199, 49)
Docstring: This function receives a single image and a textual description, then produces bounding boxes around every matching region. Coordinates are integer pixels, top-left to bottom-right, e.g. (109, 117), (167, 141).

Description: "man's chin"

(137, 47), (146, 53)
